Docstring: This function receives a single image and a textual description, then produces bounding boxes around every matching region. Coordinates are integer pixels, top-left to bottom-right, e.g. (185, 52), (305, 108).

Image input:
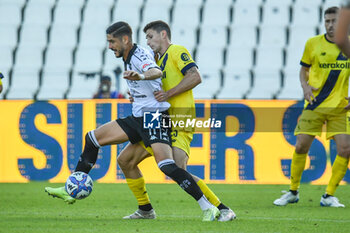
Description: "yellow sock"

(197, 179), (221, 207)
(126, 177), (151, 206)
(326, 155), (349, 196)
(290, 151), (307, 191)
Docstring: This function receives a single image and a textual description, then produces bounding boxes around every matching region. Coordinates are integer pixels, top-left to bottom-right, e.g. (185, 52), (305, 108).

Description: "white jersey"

(124, 44), (170, 117)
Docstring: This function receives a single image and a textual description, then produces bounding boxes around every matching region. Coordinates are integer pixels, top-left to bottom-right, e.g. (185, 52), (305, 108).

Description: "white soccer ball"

(65, 171), (93, 200)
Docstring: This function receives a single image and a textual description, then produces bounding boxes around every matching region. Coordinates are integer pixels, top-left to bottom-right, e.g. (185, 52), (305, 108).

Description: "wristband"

(139, 74), (145, 80)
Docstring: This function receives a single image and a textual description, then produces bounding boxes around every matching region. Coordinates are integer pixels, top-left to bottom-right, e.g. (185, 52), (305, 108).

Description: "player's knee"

(85, 131), (101, 149)
(295, 141), (309, 154)
(117, 155), (136, 170)
(158, 159), (178, 176)
(337, 144), (350, 158)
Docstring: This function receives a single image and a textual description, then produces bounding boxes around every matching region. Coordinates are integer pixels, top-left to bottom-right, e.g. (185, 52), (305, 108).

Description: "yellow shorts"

(139, 130), (193, 157)
(294, 110), (350, 139)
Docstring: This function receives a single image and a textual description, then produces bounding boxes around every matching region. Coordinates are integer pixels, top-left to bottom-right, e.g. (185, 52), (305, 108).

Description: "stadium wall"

(0, 99), (349, 184)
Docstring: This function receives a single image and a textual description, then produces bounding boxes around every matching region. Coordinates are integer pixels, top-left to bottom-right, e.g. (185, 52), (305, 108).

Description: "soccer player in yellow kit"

(274, 7), (350, 207)
(117, 21), (236, 221)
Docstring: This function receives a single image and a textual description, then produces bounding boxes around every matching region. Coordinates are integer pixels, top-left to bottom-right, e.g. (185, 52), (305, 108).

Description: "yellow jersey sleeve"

(171, 45), (197, 75)
(300, 38), (312, 67)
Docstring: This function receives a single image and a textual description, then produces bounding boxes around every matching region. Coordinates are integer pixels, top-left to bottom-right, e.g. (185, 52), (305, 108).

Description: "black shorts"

(116, 111), (172, 147)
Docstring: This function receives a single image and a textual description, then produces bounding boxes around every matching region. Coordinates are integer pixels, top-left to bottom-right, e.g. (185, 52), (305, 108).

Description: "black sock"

(159, 163), (203, 201)
(290, 190), (298, 195)
(139, 204), (153, 211)
(217, 203), (228, 210)
(323, 194), (332, 198)
(75, 132), (99, 173)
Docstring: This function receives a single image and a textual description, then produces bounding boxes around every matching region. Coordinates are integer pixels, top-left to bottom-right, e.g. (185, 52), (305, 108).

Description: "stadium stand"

(0, 0), (340, 100)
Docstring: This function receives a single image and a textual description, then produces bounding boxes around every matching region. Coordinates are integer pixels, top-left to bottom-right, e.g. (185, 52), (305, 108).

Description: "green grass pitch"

(1, 183), (350, 233)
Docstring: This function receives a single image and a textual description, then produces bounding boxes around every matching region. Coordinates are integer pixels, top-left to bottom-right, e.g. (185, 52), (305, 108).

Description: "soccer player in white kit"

(45, 21), (220, 221)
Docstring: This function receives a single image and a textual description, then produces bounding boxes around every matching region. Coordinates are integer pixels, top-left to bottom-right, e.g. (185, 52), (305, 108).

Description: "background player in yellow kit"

(117, 20), (236, 221)
(274, 7), (350, 207)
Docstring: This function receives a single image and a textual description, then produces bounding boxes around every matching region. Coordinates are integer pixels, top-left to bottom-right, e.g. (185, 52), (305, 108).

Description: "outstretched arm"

(123, 68), (162, 81)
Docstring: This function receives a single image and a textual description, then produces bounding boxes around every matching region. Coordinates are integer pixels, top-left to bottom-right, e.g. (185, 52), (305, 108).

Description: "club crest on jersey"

(181, 53), (190, 62)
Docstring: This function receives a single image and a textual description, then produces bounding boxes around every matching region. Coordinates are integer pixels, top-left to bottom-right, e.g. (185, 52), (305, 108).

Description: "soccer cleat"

(273, 190), (299, 206)
(320, 196), (345, 207)
(122, 209), (156, 219)
(217, 208), (236, 222)
(202, 206), (220, 221)
(45, 186), (76, 204)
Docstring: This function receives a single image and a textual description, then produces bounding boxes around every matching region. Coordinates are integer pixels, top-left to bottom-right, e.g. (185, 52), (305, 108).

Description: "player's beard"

(114, 48), (124, 58)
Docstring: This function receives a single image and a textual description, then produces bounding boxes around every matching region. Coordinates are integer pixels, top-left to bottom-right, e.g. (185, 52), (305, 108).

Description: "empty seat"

(264, 0), (292, 6)
(79, 26), (107, 49)
(53, 4), (83, 27)
(0, 0), (26, 7)
(229, 26), (257, 48)
(48, 25), (78, 49)
(232, 4), (260, 27)
(56, 0), (85, 7)
(37, 68), (69, 100)
(199, 26), (227, 48)
(0, 5), (21, 26)
(14, 46), (43, 71)
(0, 46), (14, 71)
(172, 6), (200, 28)
(288, 26), (317, 48)
(113, 5), (141, 31)
(171, 26), (197, 53)
(74, 47), (103, 73)
(294, 0), (322, 7)
(323, 0), (342, 8)
(175, 0), (202, 8)
(82, 4), (111, 27)
(292, 5), (320, 27)
(284, 45), (306, 73)
(142, 6), (170, 25)
(278, 71), (303, 99)
(202, 5), (230, 26)
(235, 0), (262, 6)
(196, 46), (224, 71)
(0, 25), (18, 48)
(7, 69), (39, 99)
(26, 0), (56, 7)
(225, 46), (254, 70)
(193, 69), (221, 99)
(262, 3), (290, 26)
(259, 26), (286, 48)
(67, 71), (100, 99)
(44, 47), (73, 71)
(206, 0), (232, 7)
(287, 26), (317, 72)
(145, 0), (173, 8)
(255, 47), (283, 71)
(247, 70), (282, 99)
(88, 0), (114, 8)
(218, 69), (251, 99)
(23, 4), (52, 27)
(18, 25), (48, 49)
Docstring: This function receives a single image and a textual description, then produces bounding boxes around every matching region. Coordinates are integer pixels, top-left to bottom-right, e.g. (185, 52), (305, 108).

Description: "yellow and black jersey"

(300, 34), (350, 113)
(156, 44), (197, 126)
